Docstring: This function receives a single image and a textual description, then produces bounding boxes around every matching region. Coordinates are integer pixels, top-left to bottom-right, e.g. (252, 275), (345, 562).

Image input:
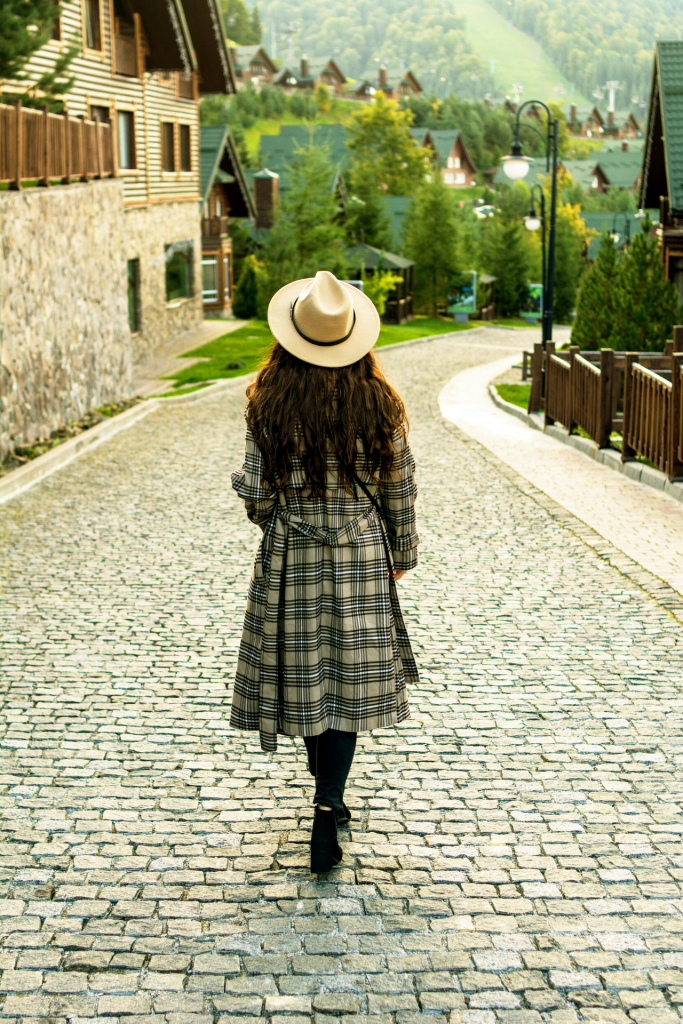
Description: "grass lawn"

(163, 316), (472, 389)
(495, 383), (531, 410)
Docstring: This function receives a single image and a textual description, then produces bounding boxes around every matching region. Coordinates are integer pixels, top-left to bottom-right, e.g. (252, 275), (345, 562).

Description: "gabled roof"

(273, 66), (299, 86)
(581, 211), (659, 259)
(641, 40), (683, 213)
(346, 243), (415, 270)
(561, 159), (598, 192)
(129, 0), (196, 74)
(200, 125), (255, 218)
(409, 127), (428, 144)
(423, 128), (478, 172)
(397, 70), (422, 93)
(593, 148), (642, 189)
(298, 58), (347, 85)
(178, 0), (235, 93)
(234, 45), (278, 75)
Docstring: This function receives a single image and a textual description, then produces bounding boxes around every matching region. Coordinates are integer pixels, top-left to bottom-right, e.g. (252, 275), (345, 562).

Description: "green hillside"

(456, 0), (577, 102)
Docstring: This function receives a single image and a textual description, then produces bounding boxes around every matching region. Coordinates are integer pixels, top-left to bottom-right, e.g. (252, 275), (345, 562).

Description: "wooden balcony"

(202, 215), (229, 237)
(114, 34), (137, 77)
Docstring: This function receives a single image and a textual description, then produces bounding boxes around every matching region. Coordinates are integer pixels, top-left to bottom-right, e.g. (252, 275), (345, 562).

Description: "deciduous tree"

(346, 93), (427, 197)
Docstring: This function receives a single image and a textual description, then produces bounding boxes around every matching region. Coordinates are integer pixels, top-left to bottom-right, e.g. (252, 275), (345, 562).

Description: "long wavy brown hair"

(246, 343), (407, 497)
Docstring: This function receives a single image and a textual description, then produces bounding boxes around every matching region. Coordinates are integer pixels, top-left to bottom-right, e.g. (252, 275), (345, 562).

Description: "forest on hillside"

(251, 0), (491, 93)
(489, 0), (683, 104)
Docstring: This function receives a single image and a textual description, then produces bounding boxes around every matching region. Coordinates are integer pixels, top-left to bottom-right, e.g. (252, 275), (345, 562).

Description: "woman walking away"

(231, 271), (419, 873)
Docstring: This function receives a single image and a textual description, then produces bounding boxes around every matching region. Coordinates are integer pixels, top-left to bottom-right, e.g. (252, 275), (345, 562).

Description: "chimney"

(300, 54), (309, 78)
(379, 65), (387, 90)
(570, 103), (577, 123)
(608, 110), (614, 127)
(253, 168), (280, 230)
(622, 141), (629, 152)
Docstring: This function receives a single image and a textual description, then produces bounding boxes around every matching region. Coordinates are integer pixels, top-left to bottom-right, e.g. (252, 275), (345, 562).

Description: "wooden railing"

(0, 101), (116, 189)
(528, 328), (683, 481)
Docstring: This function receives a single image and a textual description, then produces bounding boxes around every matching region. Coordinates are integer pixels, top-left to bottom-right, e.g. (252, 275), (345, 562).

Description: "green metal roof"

(346, 243), (414, 270)
(582, 211), (659, 260)
(592, 149), (642, 190)
(199, 124), (254, 218)
(258, 124), (350, 195)
(426, 129), (462, 168)
(641, 41), (683, 213)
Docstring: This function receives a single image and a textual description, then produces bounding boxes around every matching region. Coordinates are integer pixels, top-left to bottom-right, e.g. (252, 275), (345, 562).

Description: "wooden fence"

(527, 327), (683, 481)
(0, 101), (116, 189)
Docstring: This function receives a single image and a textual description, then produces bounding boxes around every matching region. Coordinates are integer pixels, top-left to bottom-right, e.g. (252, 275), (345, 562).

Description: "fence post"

(39, 105), (50, 186)
(598, 348), (614, 448)
(527, 342), (543, 413)
(669, 352), (683, 481)
(674, 325), (683, 353)
(10, 100), (23, 190)
(568, 346), (579, 434)
(62, 108), (71, 183)
(544, 341), (556, 427)
(80, 114), (87, 181)
(622, 353), (637, 462)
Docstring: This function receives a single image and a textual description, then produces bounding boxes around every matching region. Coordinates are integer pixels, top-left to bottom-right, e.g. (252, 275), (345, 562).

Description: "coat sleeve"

(231, 425), (278, 529)
(379, 431), (419, 572)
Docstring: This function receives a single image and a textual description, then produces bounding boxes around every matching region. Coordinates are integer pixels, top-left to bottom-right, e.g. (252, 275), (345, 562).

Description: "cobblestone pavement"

(1, 329), (683, 1024)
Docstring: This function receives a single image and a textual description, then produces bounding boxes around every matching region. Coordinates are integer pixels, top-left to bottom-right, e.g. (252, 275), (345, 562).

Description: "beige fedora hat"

(268, 270), (381, 368)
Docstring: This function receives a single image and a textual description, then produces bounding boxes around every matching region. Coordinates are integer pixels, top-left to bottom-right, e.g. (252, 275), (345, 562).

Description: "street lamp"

(525, 184), (546, 323)
(611, 212), (631, 247)
(502, 100), (559, 347)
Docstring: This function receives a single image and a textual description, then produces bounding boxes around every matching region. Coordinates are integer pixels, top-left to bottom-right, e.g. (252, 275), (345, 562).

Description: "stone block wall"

(0, 180), (133, 461)
(124, 202), (203, 364)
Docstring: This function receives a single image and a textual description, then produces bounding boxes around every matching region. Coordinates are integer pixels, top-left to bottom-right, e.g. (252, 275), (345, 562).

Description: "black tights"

(303, 728), (357, 811)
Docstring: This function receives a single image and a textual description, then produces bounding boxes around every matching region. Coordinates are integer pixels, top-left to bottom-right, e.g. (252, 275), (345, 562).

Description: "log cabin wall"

(2, 0), (204, 356)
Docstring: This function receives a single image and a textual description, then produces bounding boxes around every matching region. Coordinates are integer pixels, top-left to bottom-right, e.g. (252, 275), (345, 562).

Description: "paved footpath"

(1, 328), (683, 1024)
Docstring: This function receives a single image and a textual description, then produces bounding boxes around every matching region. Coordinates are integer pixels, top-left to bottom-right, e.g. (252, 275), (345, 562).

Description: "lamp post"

(525, 183), (546, 322)
(611, 212), (631, 247)
(502, 100), (559, 348)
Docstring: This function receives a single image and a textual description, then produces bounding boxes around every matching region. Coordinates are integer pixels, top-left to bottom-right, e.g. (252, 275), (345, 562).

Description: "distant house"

(346, 243), (415, 323)
(273, 65), (300, 91)
(232, 45), (278, 86)
(294, 56), (347, 96)
(585, 107), (605, 134)
(200, 126), (255, 316)
(352, 66), (422, 102)
(591, 146), (642, 193)
(640, 39), (683, 303)
(419, 129), (477, 188)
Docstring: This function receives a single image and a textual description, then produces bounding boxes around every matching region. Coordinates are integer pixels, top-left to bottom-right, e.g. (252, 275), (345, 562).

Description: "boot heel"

(310, 807), (342, 873)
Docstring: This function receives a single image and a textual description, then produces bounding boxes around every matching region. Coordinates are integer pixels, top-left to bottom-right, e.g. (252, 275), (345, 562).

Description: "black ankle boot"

(310, 807), (342, 873)
(336, 803), (352, 826)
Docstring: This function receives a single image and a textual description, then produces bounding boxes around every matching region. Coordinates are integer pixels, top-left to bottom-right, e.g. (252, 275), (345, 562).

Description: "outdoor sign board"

(520, 283), (543, 320)
(447, 271), (477, 318)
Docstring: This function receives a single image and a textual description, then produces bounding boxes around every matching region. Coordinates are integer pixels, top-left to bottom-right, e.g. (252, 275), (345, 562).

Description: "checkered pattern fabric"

(230, 426), (420, 752)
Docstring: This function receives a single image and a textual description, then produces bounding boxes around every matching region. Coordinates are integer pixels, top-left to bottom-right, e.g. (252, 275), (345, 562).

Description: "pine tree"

(263, 145), (347, 301)
(249, 4), (262, 44)
(232, 255), (263, 319)
(344, 165), (394, 250)
(0, 0), (61, 80)
(612, 215), (681, 351)
(571, 233), (620, 350)
(482, 211), (529, 318)
(403, 174), (460, 315)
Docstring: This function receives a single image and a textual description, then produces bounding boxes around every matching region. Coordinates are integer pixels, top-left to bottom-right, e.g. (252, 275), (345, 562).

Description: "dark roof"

(346, 243), (414, 270)
(258, 124), (350, 194)
(233, 45), (277, 75)
(130, 0), (195, 74)
(424, 128), (478, 173)
(641, 40), (683, 213)
(180, 0), (235, 93)
(200, 125), (255, 217)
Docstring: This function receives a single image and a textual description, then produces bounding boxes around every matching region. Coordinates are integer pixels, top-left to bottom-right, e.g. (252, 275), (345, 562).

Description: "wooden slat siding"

(528, 341), (543, 413)
(0, 0), (202, 206)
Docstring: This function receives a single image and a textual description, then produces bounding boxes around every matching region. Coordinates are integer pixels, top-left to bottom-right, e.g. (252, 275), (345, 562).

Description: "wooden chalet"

(294, 56), (346, 96)
(640, 40), (683, 304)
(346, 243), (415, 323)
(0, 0), (235, 358)
(232, 45), (278, 86)
(419, 128), (477, 187)
(200, 125), (255, 315)
(352, 66), (422, 102)
(584, 107), (605, 134)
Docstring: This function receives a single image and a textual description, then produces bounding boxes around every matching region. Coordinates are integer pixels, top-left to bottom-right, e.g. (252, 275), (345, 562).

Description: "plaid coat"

(230, 426), (419, 752)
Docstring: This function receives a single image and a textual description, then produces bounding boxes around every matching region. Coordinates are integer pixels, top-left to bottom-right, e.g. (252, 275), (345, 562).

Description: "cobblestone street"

(1, 329), (683, 1024)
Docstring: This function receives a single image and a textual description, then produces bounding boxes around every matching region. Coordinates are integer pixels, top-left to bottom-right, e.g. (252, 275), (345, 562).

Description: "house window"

(202, 256), (218, 303)
(444, 172), (454, 184)
(52, 16), (61, 40)
(591, 175), (598, 189)
(447, 157), (454, 169)
(455, 172), (466, 184)
(166, 241), (194, 301)
(224, 253), (231, 300)
(454, 156), (461, 168)
(84, 0), (102, 50)
(179, 124), (191, 172)
(91, 104), (110, 124)
(161, 122), (175, 172)
(127, 258), (141, 332)
(117, 110), (135, 169)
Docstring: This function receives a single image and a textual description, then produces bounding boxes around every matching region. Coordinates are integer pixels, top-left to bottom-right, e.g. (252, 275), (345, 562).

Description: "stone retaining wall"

(0, 180), (132, 461)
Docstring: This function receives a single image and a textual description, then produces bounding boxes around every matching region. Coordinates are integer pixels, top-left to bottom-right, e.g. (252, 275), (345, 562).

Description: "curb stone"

(488, 383), (683, 506)
(0, 373), (253, 505)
